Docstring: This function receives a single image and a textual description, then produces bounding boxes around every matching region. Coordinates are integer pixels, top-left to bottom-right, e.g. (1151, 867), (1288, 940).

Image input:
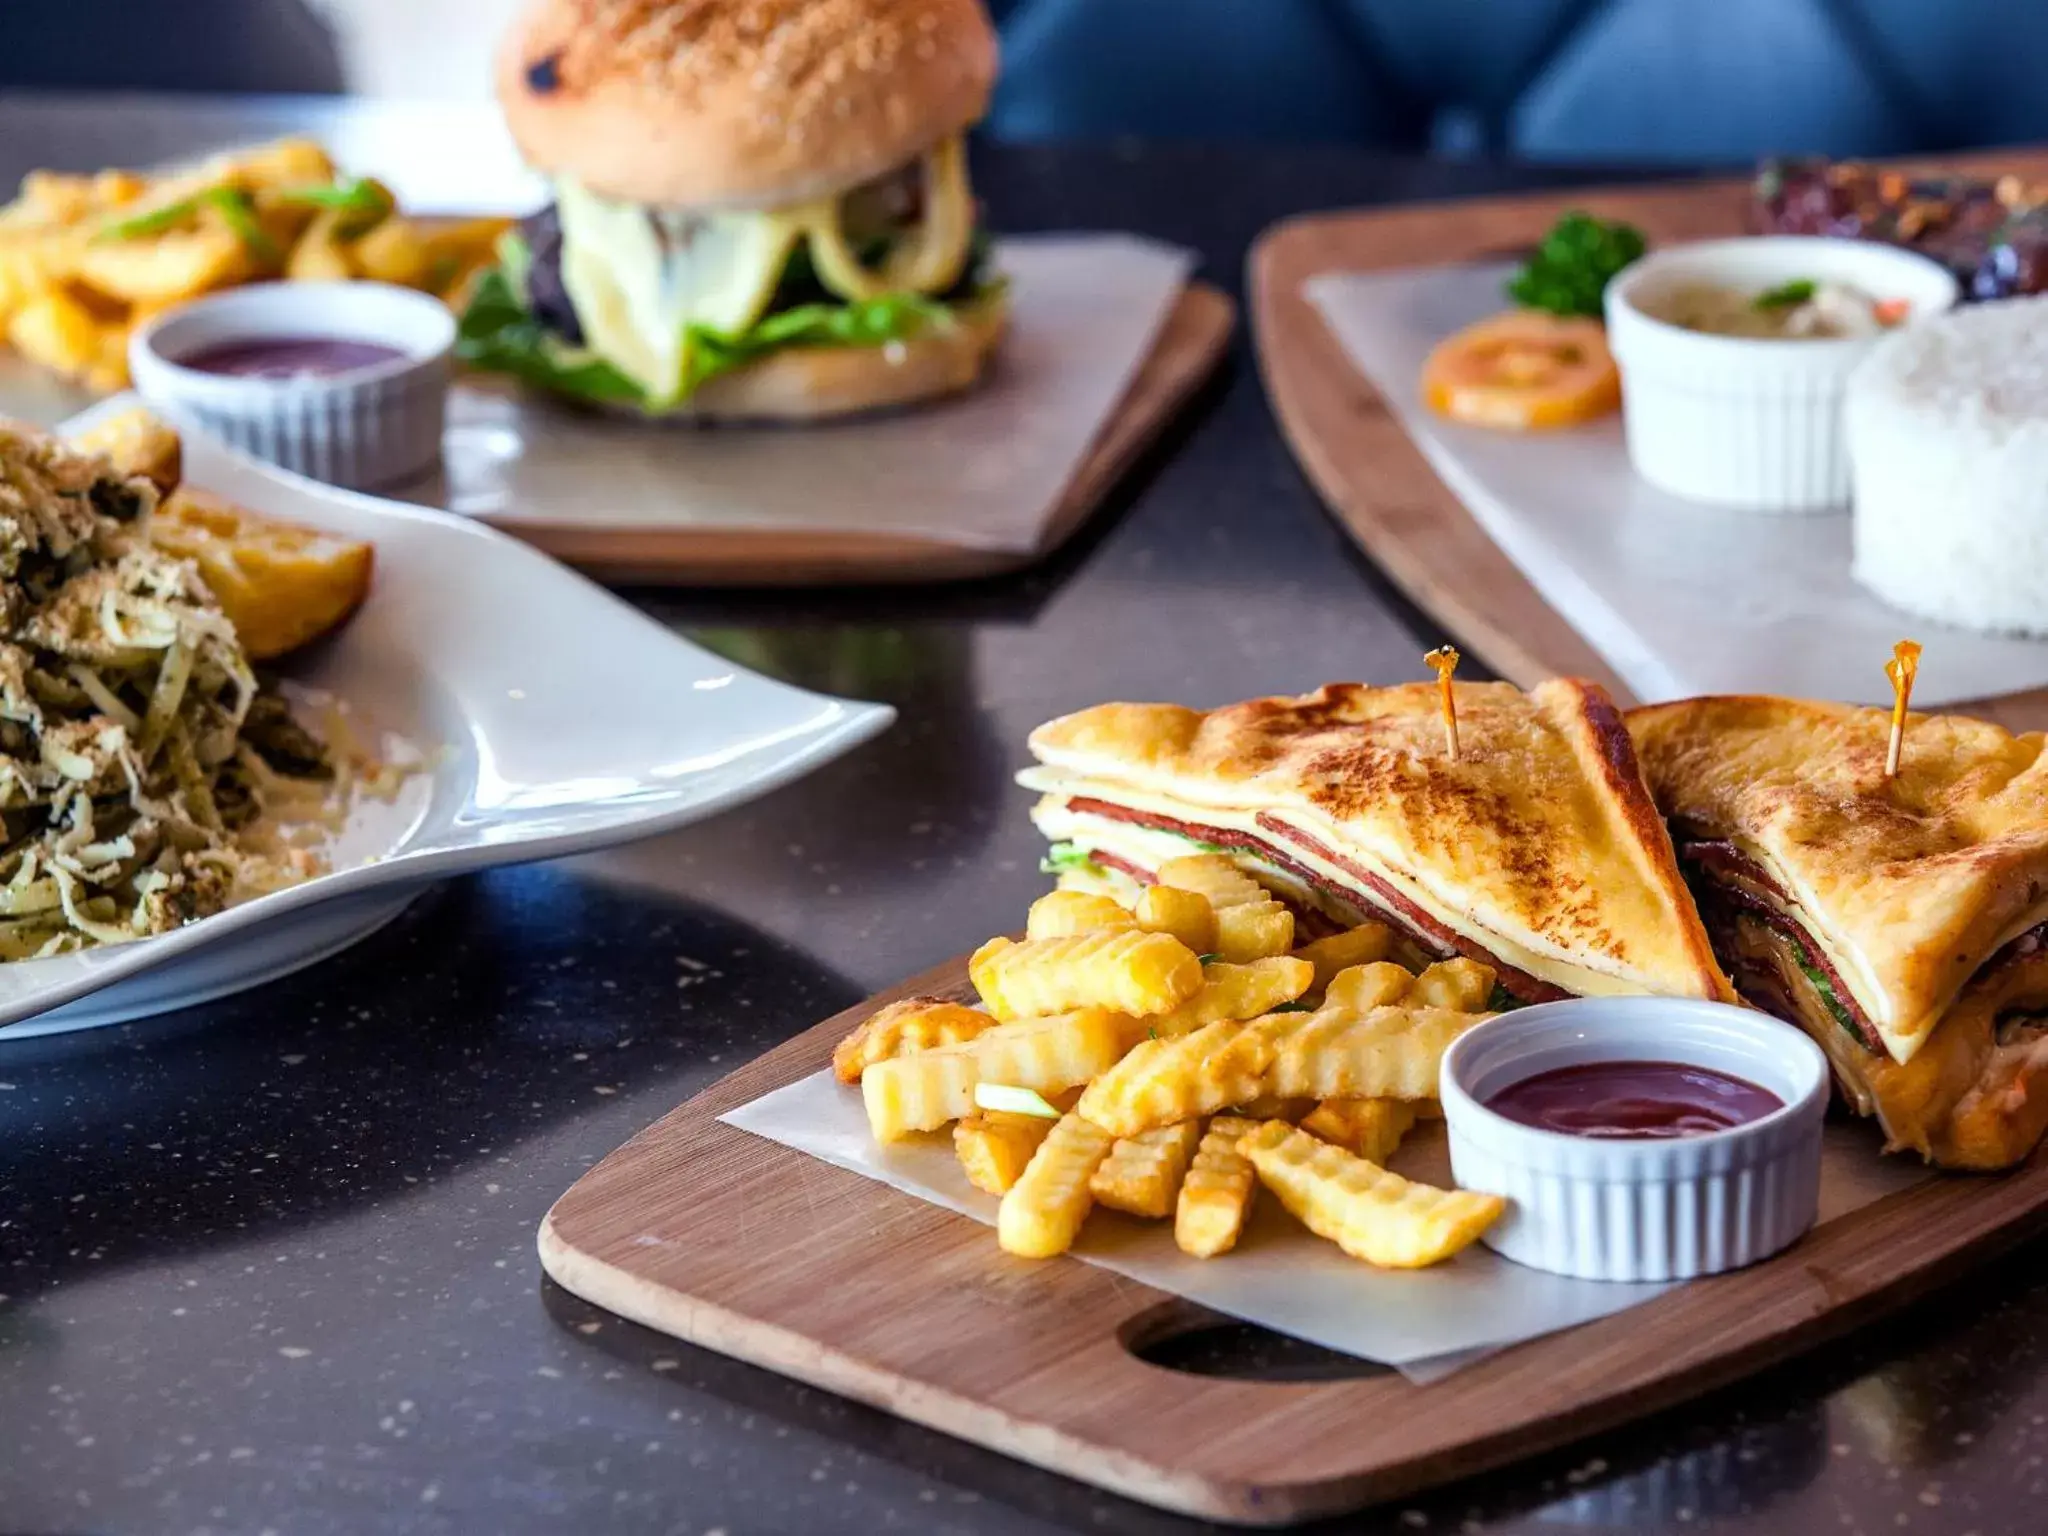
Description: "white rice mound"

(1847, 294), (2048, 636)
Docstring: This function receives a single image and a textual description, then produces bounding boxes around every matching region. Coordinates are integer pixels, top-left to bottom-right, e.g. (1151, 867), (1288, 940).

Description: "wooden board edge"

(1248, 153), (2048, 725)
(1247, 213), (1627, 697)
(540, 947), (2048, 1527)
(493, 281), (1234, 588)
(536, 1210), (1269, 1525)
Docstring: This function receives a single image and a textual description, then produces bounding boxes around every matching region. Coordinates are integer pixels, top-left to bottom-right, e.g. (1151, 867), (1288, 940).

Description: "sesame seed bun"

(663, 288), (1005, 421)
(497, 0), (999, 211)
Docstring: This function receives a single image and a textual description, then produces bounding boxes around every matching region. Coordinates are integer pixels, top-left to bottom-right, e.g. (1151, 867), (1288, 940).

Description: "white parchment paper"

(723, 1070), (1928, 1382)
(434, 235), (1195, 555)
(1308, 262), (2048, 707)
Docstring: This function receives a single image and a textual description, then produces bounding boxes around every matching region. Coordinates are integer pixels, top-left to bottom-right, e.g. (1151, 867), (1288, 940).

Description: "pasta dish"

(0, 423), (372, 959)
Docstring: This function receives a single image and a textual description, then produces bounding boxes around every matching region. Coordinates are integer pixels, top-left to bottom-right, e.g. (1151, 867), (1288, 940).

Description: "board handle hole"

(1121, 1301), (1393, 1382)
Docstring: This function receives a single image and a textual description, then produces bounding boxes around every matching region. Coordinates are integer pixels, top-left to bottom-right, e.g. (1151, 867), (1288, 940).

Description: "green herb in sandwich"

(1507, 211), (1648, 318)
(1038, 842), (1106, 880)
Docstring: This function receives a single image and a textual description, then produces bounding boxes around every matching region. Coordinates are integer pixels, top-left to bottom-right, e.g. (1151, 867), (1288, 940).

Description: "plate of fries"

(725, 855), (1685, 1374)
(0, 138), (505, 393)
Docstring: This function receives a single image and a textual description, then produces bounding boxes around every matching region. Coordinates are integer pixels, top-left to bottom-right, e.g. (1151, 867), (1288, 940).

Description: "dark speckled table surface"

(1, 96), (2045, 1536)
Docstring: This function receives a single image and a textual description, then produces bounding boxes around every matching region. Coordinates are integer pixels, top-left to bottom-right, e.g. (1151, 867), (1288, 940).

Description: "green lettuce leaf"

(455, 265), (646, 407)
(1039, 842), (1105, 879)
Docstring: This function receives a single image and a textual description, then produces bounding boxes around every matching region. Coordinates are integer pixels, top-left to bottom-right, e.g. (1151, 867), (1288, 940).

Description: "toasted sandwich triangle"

(1629, 695), (2048, 1064)
(1025, 679), (1733, 1003)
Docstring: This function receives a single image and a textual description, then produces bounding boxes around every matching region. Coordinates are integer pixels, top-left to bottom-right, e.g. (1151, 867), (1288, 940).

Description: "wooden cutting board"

(1249, 151), (2048, 731)
(465, 281), (1232, 586)
(540, 953), (2048, 1526)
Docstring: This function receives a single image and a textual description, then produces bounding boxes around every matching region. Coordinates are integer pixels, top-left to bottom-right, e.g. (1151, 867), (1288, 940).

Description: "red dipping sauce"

(178, 336), (406, 380)
(1485, 1061), (1783, 1140)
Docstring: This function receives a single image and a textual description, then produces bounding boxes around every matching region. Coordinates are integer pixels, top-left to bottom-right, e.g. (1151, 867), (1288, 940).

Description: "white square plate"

(0, 396), (893, 1038)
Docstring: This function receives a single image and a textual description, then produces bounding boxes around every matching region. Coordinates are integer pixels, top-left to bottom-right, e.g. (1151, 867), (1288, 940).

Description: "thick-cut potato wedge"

(66, 405), (181, 494)
(1176, 1114), (1259, 1258)
(1241, 1121), (1502, 1268)
(1025, 889), (1134, 940)
(8, 286), (105, 379)
(831, 994), (1000, 1084)
(348, 216), (433, 288)
(861, 1008), (1124, 1141)
(955, 1113), (1054, 1195)
(1078, 1004), (1487, 1136)
(1133, 883), (1216, 953)
(71, 228), (251, 304)
(284, 205), (356, 282)
(150, 487), (373, 660)
(970, 929), (1202, 1021)
(1301, 1098), (1418, 1163)
(1407, 957), (1496, 1013)
(1324, 961), (1415, 1012)
(1155, 853), (1266, 909)
(1148, 956), (1313, 1038)
(221, 137), (338, 190)
(1214, 899), (1294, 964)
(1091, 1118), (1204, 1218)
(998, 1112), (1116, 1257)
(1293, 924), (1395, 992)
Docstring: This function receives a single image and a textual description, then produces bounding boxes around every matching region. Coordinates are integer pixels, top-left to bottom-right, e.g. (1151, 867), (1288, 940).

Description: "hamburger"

(459, 0), (1004, 420)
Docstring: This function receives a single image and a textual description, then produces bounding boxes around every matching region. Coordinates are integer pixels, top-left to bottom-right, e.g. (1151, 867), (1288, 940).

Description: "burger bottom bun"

(657, 292), (1007, 423)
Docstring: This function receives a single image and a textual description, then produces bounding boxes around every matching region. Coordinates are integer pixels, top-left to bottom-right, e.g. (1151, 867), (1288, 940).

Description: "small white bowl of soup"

(1440, 997), (1830, 1282)
(1604, 236), (1959, 512)
(131, 281), (453, 491)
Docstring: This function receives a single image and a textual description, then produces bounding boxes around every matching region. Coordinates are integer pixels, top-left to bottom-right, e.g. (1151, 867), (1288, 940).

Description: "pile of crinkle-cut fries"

(0, 138), (506, 392)
(834, 854), (1508, 1269)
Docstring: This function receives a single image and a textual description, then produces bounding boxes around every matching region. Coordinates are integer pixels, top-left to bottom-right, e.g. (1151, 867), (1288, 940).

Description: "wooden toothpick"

(1424, 646), (1461, 761)
(1884, 639), (1922, 779)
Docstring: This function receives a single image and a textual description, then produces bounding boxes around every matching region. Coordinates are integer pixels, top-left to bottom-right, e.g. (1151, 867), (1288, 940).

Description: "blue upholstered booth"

(984, 0), (2048, 162)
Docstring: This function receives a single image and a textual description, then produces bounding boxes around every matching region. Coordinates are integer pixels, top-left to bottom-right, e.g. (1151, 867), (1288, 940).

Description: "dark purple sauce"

(1486, 1061), (1783, 1140)
(178, 336), (406, 380)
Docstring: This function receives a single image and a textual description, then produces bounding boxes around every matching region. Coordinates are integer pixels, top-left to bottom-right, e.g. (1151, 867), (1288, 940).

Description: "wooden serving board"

(1249, 152), (2048, 731)
(541, 954), (2048, 1526)
(472, 281), (1232, 586)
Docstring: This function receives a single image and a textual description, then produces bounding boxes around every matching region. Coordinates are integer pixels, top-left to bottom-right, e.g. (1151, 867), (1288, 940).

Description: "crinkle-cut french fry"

(1293, 924), (1395, 992)
(971, 930), (1202, 1021)
(1090, 1119), (1204, 1218)
(1324, 961), (1415, 1012)
(1176, 1114), (1260, 1257)
(1134, 883), (1217, 953)
(955, 1113), (1054, 1195)
(1241, 1121), (1502, 1268)
(861, 1008), (1125, 1141)
(1148, 956), (1313, 1038)
(998, 1112), (1117, 1257)
(1079, 1005), (1487, 1136)
(1214, 899), (1295, 964)
(1075, 1018), (1262, 1137)
(1301, 1098), (1418, 1164)
(1406, 957), (1496, 1013)
(1229, 1095), (1315, 1122)
(1156, 853), (1267, 909)
(832, 995), (1001, 1084)
(1259, 1004), (1485, 1103)
(1026, 889), (1135, 940)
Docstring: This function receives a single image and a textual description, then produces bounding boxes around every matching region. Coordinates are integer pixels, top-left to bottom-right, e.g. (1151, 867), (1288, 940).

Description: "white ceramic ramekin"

(130, 281), (453, 491)
(1604, 236), (1959, 513)
(1440, 997), (1829, 1282)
